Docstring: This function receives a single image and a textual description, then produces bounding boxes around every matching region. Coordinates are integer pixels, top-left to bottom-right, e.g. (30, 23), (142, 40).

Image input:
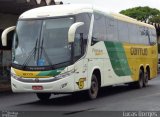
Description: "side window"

(149, 29), (157, 45)
(117, 21), (129, 43)
(106, 18), (118, 42)
(92, 13), (107, 43)
(129, 24), (138, 44)
(138, 26), (149, 45)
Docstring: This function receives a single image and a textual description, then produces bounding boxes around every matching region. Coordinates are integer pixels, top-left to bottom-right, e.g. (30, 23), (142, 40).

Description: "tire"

(87, 74), (99, 100)
(36, 93), (51, 101)
(136, 69), (144, 88)
(143, 70), (149, 87)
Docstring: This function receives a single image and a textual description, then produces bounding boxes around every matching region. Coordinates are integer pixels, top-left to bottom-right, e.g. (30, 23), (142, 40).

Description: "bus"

(1, 4), (158, 101)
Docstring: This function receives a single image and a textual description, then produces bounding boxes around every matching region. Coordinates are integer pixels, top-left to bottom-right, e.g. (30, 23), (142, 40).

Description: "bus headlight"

(54, 69), (75, 80)
(11, 73), (22, 80)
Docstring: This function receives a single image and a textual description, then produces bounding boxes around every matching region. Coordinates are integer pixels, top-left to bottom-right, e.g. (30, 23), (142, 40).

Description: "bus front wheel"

(36, 93), (51, 101)
(87, 74), (99, 100)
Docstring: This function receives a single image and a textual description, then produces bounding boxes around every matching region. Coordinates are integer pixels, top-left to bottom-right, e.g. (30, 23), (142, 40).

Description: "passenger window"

(106, 18), (118, 42)
(117, 21), (129, 43)
(149, 29), (157, 45)
(129, 24), (138, 44)
(138, 26), (149, 45)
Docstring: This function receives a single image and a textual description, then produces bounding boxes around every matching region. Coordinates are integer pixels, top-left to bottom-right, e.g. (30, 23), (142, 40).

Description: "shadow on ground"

(15, 84), (154, 106)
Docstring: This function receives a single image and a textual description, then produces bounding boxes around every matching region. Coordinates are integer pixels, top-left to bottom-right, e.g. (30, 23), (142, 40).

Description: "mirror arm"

(1, 26), (16, 46)
(68, 22), (84, 43)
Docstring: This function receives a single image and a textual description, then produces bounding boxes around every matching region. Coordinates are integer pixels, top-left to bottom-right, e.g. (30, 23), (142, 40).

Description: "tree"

(120, 6), (160, 23)
(149, 15), (160, 23)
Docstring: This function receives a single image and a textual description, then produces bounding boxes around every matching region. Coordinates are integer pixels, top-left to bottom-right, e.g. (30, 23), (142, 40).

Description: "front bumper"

(11, 75), (75, 93)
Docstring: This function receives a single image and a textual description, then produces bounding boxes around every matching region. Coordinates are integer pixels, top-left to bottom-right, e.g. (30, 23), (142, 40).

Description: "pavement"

(0, 76), (160, 112)
(0, 80), (11, 92)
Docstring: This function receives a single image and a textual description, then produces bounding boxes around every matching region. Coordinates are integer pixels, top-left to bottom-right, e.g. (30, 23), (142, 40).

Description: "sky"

(59, 0), (160, 13)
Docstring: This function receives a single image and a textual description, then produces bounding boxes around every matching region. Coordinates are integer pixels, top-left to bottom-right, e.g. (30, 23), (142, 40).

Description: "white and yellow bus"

(1, 4), (158, 100)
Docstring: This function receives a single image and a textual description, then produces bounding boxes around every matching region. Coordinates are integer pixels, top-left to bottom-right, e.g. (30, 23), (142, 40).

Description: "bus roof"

(19, 4), (93, 19)
(94, 8), (155, 29)
(110, 13), (155, 29)
(19, 4), (155, 29)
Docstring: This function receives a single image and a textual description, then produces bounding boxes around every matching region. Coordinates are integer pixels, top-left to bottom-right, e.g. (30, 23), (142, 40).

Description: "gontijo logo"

(130, 47), (148, 56)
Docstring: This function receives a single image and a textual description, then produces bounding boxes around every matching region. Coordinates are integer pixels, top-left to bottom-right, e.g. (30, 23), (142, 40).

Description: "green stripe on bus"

(37, 67), (65, 77)
(104, 41), (131, 76)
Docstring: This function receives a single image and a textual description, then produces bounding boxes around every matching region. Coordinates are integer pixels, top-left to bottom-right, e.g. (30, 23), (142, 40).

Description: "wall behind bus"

(0, 13), (18, 29)
(0, 13), (18, 81)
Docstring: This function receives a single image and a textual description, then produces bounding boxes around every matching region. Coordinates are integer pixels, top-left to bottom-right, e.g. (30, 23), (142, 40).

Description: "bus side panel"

(86, 41), (134, 87)
(123, 43), (158, 81)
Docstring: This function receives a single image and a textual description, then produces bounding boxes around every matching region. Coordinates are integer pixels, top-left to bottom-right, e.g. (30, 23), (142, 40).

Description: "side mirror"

(1, 26), (16, 46)
(68, 22), (84, 43)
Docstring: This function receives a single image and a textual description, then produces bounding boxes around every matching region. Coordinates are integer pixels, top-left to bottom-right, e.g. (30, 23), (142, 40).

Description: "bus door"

(73, 33), (88, 91)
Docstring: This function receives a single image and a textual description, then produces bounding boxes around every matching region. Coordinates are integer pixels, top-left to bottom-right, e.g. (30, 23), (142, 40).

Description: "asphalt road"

(1, 75), (160, 116)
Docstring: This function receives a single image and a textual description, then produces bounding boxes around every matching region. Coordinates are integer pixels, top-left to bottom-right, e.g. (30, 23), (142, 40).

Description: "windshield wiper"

(22, 38), (39, 68)
(39, 38), (52, 66)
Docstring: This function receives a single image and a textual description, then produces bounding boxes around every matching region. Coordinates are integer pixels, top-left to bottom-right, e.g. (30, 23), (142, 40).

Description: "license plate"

(32, 86), (43, 90)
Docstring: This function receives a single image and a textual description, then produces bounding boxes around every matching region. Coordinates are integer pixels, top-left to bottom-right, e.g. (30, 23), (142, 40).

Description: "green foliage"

(120, 6), (160, 23)
(149, 15), (160, 23)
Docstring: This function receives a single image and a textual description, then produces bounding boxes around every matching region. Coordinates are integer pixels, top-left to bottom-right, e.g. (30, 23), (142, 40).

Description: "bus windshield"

(12, 17), (74, 67)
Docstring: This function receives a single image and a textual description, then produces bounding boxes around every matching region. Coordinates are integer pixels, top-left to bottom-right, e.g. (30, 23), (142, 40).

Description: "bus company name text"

(130, 48), (148, 56)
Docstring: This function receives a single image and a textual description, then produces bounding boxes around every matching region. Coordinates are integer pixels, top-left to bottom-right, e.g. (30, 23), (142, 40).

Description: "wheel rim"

(90, 78), (98, 98)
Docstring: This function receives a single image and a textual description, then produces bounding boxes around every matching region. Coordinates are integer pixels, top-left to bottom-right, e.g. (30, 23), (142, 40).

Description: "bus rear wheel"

(136, 69), (144, 88)
(143, 70), (149, 87)
(36, 93), (51, 101)
(87, 74), (99, 100)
